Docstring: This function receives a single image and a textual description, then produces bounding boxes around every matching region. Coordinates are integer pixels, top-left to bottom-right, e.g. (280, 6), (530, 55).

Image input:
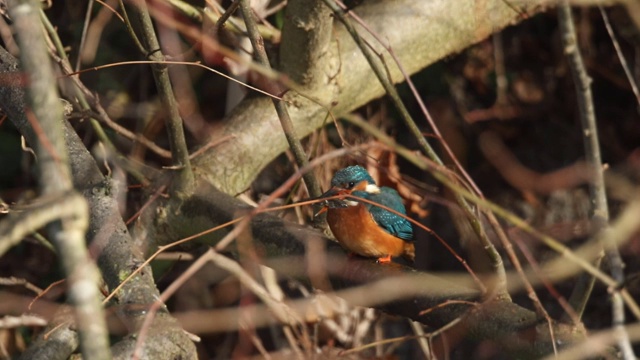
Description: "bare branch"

(7, 0), (110, 358)
(239, 0), (323, 200)
(558, 2), (635, 358)
(124, 0), (194, 195)
(195, 0), (556, 195)
(0, 43), (197, 359)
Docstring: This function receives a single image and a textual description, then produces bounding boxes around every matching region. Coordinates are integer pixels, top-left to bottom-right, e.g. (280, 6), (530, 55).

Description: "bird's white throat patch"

(365, 183), (381, 194)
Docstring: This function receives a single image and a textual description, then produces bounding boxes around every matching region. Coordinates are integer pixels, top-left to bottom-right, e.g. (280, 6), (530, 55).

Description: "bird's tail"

(403, 242), (415, 262)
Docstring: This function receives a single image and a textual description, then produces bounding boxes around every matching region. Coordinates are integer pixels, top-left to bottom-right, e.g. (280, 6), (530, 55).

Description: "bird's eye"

(347, 181), (355, 188)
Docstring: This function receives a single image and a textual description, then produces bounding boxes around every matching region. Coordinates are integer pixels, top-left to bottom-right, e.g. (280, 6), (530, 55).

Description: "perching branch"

(145, 179), (586, 358)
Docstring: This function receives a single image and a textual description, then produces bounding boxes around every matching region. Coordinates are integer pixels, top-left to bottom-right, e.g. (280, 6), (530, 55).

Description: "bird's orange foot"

(376, 255), (392, 263)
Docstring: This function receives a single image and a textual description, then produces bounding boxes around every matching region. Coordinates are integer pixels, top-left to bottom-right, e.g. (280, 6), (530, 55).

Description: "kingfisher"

(317, 165), (414, 263)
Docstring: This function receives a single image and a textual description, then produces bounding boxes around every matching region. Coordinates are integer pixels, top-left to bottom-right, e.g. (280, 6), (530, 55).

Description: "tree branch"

(0, 44), (197, 359)
(239, 0), (323, 200)
(279, 0), (334, 91)
(558, 2), (634, 358)
(7, 0), (110, 358)
(193, 0), (552, 194)
(125, 0), (194, 196)
(145, 179), (587, 357)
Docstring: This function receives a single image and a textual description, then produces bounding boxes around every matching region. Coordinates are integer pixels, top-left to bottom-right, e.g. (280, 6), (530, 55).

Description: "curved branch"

(194, 0), (552, 194)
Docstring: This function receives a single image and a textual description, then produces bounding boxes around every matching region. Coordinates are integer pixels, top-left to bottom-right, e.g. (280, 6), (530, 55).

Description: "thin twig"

(132, 246), (302, 359)
(0, 276), (43, 295)
(563, 257), (602, 323)
(96, 0), (124, 22)
(215, 0), (239, 29)
(69, 60), (284, 101)
(495, 228), (558, 355)
(118, 0), (146, 55)
(76, 0), (94, 71)
(104, 145), (366, 305)
(125, 0), (194, 195)
(0, 315), (47, 328)
(409, 320), (433, 358)
(0, 192), (84, 256)
(512, 233), (583, 327)
(599, 6), (640, 106)
(558, 3), (634, 359)
(542, 321), (640, 360)
(493, 32), (509, 106)
(239, 0), (322, 202)
(432, 155), (640, 319)
(166, 0), (281, 42)
(41, 10), (162, 185)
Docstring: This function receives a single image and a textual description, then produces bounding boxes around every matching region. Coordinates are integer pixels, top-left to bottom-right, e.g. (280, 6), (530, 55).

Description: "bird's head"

(329, 165), (379, 193)
(315, 166), (380, 216)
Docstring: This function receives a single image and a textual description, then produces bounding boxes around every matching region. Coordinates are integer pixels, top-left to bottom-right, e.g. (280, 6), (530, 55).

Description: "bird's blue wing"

(353, 188), (414, 241)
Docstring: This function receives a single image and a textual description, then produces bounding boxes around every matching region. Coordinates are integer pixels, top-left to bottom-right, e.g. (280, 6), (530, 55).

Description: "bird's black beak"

(319, 186), (342, 199)
(314, 187), (349, 217)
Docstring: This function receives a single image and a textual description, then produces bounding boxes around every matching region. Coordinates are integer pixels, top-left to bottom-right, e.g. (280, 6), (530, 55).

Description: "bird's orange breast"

(327, 204), (411, 259)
